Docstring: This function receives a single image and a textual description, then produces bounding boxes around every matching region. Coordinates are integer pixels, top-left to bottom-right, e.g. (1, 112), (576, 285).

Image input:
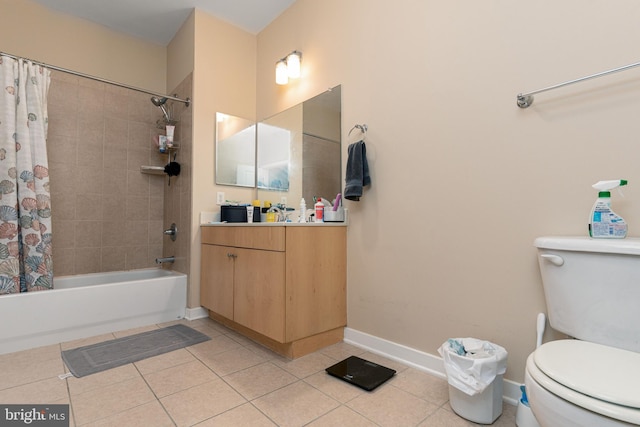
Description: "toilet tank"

(535, 236), (640, 353)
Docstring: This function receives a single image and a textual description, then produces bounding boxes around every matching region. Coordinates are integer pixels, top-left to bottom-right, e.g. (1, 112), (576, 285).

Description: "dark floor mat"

(61, 324), (210, 377)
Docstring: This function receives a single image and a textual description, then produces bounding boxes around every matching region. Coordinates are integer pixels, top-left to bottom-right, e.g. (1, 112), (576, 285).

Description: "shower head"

(150, 96), (171, 123)
(151, 96), (167, 107)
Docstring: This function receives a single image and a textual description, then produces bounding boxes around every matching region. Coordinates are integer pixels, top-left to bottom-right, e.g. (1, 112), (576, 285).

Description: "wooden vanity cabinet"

(200, 225), (346, 358)
(200, 244), (234, 319)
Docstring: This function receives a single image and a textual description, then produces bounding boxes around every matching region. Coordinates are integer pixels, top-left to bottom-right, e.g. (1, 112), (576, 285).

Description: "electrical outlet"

(280, 196), (287, 206)
(216, 192), (225, 205)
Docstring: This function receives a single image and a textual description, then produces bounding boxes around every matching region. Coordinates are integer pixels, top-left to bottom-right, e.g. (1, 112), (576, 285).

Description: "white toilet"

(525, 237), (640, 427)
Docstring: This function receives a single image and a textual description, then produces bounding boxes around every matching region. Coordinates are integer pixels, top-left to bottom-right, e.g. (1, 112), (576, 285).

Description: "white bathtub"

(0, 268), (187, 355)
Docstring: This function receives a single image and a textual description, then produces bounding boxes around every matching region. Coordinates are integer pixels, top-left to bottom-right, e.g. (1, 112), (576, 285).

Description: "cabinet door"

(200, 244), (234, 319)
(234, 248), (286, 342)
(286, 227), (347, 341)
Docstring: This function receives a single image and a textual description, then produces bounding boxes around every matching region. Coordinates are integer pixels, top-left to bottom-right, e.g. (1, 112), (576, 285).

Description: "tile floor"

(0, 318), (517, 426)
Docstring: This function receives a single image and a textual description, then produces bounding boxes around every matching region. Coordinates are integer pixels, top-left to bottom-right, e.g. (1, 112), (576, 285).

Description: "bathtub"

(0, 268), (187, 355)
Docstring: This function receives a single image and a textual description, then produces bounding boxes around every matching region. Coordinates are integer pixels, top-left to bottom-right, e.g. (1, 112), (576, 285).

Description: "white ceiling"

(31, 0), (298, 45)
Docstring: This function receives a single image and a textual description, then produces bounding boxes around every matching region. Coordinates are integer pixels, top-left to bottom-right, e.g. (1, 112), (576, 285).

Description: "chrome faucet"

(156, 256), (175, 264)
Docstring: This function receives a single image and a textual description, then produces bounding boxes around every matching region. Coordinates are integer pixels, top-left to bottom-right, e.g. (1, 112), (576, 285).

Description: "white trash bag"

(438, 337), (508, 396)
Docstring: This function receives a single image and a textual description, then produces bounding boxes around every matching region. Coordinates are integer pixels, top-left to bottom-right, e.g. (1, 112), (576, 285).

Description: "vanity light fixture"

(286, 51), (302, 78)
(276, 59), (289, 85)
(275, 50), (302, 85)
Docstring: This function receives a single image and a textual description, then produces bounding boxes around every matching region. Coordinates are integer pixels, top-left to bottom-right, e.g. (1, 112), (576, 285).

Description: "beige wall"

(167, 11), (195, 94)
(1, 0), (167, 93)
(254, 0), (640, 383)
(188, 9), (257, 307)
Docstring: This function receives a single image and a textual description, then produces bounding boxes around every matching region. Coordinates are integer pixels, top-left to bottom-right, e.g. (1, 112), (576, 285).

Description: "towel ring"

(348, 124), (368, 136)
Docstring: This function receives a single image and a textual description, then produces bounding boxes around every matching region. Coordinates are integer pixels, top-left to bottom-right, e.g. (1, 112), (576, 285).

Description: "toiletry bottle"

(589, 179), (628, 239)
(299, 198), (307, 223)
(166, 125), (175, 148)
(314, 197), (324, 223)
(266, 207), (276, 223)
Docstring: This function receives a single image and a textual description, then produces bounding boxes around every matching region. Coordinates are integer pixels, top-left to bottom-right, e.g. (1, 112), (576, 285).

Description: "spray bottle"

(299, 198), (307, 223)
(589, 179), (628, 239)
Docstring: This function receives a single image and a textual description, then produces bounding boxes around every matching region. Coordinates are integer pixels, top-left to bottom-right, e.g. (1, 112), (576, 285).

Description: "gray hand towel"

(344, 140), (371, 201)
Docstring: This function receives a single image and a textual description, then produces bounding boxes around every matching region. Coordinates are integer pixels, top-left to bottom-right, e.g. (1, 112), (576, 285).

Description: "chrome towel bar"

(517, 60), (640, 108)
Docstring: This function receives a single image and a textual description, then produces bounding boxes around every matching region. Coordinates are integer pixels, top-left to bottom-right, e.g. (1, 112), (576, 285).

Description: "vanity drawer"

(201, 226), (285, 251)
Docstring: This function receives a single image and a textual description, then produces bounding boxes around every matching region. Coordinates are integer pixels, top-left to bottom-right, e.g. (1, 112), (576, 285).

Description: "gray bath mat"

(61, 324), (210, 378)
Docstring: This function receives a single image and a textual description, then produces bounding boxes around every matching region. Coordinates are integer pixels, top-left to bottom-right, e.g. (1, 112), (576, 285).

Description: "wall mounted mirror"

(257, 122), (290, 191)
(215, 113), (256, 187)
(214, 85), (341, 207)
(258, 85), (342, 207)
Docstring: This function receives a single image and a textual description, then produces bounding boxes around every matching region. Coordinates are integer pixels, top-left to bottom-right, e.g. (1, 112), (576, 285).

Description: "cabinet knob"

(227, 253), (237, 258)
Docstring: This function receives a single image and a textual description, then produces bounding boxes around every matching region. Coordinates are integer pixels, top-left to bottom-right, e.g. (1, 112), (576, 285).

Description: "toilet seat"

(535, 340), (640, 408)
(527, 340), (640, 425)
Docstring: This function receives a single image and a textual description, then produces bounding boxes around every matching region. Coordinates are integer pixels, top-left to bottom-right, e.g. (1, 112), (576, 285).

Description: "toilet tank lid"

(534, 340), (640, 409)
(534, 236), (640, 255)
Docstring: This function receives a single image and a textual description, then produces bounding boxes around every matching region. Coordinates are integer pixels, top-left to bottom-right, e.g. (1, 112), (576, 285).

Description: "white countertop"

(201, 221), (347, 227)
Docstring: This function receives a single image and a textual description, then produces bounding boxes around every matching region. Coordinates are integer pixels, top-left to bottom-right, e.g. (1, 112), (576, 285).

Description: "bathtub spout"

(156, 256), (175, 264)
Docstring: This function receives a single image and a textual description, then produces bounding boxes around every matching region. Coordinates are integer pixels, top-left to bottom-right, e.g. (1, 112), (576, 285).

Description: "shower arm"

(0, 50), (190, 107)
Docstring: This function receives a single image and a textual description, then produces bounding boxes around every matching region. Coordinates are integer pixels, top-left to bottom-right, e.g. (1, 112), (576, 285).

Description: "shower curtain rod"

(0, 51), (190, 106)
(516, 60), (640, 108)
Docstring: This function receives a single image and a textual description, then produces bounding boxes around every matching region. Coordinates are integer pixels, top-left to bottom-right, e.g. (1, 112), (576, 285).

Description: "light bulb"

(275, 59), (288, 85)
(286, 51), (301, 79)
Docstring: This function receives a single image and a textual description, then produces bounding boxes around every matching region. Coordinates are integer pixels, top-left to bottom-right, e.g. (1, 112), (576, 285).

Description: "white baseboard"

(344, 327), (520, 406)
(185, 306), (209, 320)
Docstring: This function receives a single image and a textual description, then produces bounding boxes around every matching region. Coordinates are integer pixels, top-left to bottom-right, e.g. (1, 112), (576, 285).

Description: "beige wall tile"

(74, 247), (101, 274)
(45, 72), (183, 276)
(101, 247), (126, 272)
(75, 195), (103, 220)
(74, 220), (101, 247)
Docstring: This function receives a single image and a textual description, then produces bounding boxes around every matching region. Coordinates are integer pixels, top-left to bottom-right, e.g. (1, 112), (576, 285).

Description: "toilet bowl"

(524, 340), (640, 427)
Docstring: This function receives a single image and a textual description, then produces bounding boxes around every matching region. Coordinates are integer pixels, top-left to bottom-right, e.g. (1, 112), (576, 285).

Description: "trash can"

(438, 338), (508, 424)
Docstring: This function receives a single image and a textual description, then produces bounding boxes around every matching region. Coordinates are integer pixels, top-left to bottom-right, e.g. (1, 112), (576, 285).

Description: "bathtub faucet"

(156, 256), (175, 264)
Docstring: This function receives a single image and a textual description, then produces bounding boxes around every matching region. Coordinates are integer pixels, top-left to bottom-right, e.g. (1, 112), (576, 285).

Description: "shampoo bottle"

(589, 179), (628, 239)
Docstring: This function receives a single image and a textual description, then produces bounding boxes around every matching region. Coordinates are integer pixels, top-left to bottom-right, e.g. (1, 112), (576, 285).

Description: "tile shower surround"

(46, 70), (192, 276)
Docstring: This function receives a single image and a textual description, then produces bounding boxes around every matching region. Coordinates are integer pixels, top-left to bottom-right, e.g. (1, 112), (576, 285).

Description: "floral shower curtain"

(0, 55), (53, 294)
